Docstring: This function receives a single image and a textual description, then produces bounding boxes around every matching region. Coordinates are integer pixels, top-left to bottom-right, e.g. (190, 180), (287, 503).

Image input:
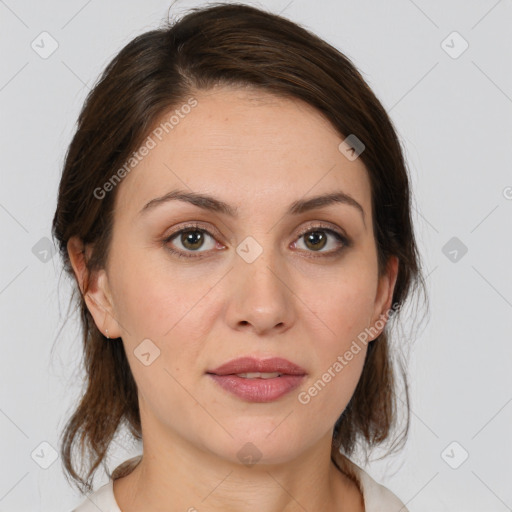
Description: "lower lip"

(208, 374), (306, 402)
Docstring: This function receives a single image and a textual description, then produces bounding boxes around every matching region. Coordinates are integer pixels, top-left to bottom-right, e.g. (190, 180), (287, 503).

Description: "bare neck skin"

(113, 406), (364, 512)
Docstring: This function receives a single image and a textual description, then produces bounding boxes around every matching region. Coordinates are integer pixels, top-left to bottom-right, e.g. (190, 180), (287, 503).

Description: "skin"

(68, 85), (398, 512)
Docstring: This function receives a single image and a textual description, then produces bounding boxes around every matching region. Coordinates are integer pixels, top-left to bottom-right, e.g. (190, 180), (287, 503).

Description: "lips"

(207, 356), (307, 377)
(206, 356), (307, 402)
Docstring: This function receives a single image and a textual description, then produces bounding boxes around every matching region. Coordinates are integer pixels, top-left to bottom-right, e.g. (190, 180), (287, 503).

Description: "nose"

(224, 242), (296, 336)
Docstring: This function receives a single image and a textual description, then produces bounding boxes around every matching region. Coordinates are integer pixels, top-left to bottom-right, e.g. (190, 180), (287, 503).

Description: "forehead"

(113, 86), (372, 222)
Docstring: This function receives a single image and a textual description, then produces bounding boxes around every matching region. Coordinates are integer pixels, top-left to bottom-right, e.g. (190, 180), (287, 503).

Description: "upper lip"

(208, 356), (307, 376)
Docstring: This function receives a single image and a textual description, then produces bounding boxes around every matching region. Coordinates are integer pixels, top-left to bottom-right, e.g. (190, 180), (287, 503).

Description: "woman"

(53, 3), (427, 511)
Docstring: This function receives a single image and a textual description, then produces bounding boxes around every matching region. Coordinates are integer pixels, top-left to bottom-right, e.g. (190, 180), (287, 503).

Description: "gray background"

(1, 0), (511, 510)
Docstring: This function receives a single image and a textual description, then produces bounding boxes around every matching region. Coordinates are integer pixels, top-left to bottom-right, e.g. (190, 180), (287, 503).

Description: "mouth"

(231, 372), (284, 379)
(206, 356), (307, 403)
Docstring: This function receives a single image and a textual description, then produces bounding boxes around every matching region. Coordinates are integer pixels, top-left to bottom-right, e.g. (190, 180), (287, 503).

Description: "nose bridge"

(235, 232), (286, 298)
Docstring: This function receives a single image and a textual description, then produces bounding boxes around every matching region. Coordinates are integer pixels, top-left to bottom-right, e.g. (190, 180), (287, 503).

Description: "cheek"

(295, 270), (375, 412)
(305, 269), (377, 346)
(296, 236), (379, 341)
(109, 247), (220, 398)
(330, 290), (374, 346)
(110, 253), (212, 420)
(298, 287), (370, 425)
(110, 245), (211, 338)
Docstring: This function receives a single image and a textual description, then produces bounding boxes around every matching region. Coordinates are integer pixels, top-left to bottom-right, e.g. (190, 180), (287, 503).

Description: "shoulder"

(71, 455), (141, 512)
(71, 480), (121, 512)
(354, 464), (410, 512)
(332, 449), (409, 512)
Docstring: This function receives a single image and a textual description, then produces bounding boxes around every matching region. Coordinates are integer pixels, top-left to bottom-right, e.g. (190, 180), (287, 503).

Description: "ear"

(367, 255), (399, 341)
(67, 236), (122, 339)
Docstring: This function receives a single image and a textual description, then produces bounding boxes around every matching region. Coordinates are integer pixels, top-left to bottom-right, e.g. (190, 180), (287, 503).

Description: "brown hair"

(52, 1), (428, 494)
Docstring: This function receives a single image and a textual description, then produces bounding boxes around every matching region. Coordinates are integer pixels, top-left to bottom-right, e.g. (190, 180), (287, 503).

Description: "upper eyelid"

(295, 222), (345, 237)
(164, 221), (222, 242)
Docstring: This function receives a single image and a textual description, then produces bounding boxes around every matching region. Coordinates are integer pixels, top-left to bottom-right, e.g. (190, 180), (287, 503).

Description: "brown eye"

(303, 230), (328, 251)
(163, 224), (218, 259)
(294, 227), (347, 254)
(162, 223), (349, 260)
(179, 229), (207, 251)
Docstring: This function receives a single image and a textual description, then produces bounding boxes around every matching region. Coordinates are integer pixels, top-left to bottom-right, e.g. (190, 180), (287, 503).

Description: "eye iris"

(304, 231), (327, 251)
(181, 230), (204, 250)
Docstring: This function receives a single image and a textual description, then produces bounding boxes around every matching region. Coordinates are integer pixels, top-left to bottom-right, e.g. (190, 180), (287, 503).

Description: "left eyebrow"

(139, 188), (366, 226)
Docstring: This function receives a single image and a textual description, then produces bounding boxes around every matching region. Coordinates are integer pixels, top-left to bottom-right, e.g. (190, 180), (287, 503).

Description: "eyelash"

(161, 222), (351, 260)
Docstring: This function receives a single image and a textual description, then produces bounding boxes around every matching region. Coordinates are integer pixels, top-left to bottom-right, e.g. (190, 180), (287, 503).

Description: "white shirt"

(72, 457), (409, 512)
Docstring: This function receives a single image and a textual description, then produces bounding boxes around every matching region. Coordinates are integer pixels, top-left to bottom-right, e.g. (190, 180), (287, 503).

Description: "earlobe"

(67, 236), (121, 339)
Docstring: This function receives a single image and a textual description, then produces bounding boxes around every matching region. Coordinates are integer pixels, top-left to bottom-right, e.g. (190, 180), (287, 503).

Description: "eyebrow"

(139, 188), (365, 225)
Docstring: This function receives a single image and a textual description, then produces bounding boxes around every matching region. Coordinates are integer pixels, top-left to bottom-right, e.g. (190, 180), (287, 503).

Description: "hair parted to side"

(52, 1), (428, 495)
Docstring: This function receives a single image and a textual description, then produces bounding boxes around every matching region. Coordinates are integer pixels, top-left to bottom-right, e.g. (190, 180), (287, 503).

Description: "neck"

(113, 422), (363, 512)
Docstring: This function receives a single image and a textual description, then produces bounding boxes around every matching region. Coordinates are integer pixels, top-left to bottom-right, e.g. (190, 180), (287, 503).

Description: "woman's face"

(81, 86), (398, 464)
